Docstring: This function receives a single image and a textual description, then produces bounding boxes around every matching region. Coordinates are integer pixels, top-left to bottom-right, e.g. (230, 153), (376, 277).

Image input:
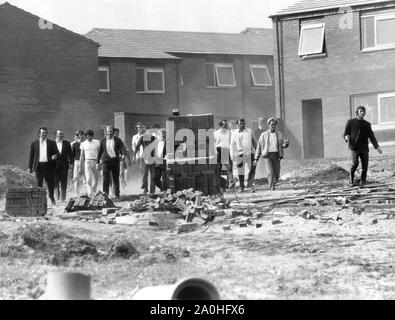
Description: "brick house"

(85, 28), (275, 151)
(0, 2), (100, 168)
(271, 0), (395, 159)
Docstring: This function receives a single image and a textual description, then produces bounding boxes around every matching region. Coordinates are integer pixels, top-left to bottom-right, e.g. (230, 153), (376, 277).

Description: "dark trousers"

(54, 164), (69, 201)
(35, 162), (55, 201)
(350, 150), (369, 183)
(264, 152), (281, 190)
(142, 163), (155, 194)
(216, 147), (233, 188)
(154, 165), (167, 191)
(103, 158), (120, 197)
(247, 153), (256, 187)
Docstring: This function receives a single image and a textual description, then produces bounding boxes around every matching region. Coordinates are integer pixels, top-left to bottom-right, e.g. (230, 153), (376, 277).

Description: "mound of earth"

(302, 164), (349, 182)
(0, 165), (36, 198)
(0, 223), (98, 266)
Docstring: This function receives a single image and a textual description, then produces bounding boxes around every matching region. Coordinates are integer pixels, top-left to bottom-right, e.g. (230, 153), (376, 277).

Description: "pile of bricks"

(65, 192), (116, 212)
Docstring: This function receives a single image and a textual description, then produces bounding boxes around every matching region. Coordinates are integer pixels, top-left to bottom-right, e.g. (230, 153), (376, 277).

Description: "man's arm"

(343, 119), (352, 142)
(251, 130), (257, 152)
(97, 140), (104, 164)
(368, 124), (382, 154)
(28, 142), (35, 172)
(67, 142), (74, 165)
(134, 135), (143, 159)
(254, 133), (264, 163)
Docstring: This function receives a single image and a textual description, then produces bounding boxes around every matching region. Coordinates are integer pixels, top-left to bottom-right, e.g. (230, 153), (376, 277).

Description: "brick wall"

(0, 3), (101, 168)
(177, 54), (276, 128)
(274, 7), (395, 159)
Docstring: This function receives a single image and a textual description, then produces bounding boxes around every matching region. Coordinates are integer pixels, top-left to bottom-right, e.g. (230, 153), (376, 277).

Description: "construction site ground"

(0, 157), (394, 300)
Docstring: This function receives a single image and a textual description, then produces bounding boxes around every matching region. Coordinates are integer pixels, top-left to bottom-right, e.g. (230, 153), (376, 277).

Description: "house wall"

(107, 54), (276, 149)
(274, 6), (395, 159)
(0, 4), (100, 168)
(177, 54), (276, 128)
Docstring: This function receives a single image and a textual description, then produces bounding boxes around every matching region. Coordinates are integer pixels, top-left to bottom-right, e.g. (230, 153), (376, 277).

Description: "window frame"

(98, 65), (110, 93)
(249, 64), (272, 87)
(298, 22), (325, 56)
(378, 92), (395, 126)
(136, 67), (165, 94)
(361, 11), (395, 51)
(206, 63), (236, 88)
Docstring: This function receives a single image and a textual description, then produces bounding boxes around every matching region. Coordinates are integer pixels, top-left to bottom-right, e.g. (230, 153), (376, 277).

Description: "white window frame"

(298, 22), (325, 56)
(249, 64), (272, 86)
(98, 65), (110, 93)
(214, 63), (236, 87)
(137, 67), (165, 93)
(377, 92), (395, 126)
(362, 11), (395, 51)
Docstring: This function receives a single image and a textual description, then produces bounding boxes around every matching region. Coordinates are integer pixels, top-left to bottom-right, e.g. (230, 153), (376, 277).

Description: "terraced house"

(85, 28), (275, 150)
(271, 0), (395, 159)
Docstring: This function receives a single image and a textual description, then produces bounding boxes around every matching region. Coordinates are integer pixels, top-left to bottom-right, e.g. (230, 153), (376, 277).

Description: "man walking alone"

(343, 106), (382, 186)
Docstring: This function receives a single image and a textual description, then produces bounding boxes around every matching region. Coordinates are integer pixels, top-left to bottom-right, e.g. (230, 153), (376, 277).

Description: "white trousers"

(84, 160), (99, 195)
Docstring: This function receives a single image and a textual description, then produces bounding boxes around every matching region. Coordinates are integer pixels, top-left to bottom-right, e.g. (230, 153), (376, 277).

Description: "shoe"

(50, 198), (56, 206)
(360, 180), (366, 187)
(251, 186), (256, 193)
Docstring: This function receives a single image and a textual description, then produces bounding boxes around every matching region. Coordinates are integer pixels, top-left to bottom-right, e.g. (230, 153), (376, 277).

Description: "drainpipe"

(241, 57), (247, 120)
(176, 60), (181, 113)
(275, 17), (285, 130)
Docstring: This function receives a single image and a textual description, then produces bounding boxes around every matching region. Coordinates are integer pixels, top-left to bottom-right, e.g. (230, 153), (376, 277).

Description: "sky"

(1, 0), (298, 34)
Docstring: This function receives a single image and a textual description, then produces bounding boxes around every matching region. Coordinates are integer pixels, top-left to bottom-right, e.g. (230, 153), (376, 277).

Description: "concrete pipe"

(42, 271), (92, 300)
(132, 277), (220, 300)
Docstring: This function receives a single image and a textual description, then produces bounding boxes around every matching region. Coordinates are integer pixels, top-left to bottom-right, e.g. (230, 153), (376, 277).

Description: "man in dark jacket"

(343, 106), (382, 186)
(97, 126), (126, 197)
(28, 127), (59, 205)
(54, 129), (74, 201)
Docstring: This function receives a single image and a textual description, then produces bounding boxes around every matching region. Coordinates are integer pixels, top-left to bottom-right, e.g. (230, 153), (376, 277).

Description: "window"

(136, 67), (165, 93)
(361, 11), (395, 50)
(206, 63), (236, 87)
(99, 65), (110, 93)
(249, 64), (272, 87)
(298, 20), (325, 56)
(351, 92), (395, 128)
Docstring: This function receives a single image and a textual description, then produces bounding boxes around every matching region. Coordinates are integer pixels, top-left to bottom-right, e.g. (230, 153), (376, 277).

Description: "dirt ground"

(0, 156), (394, 300)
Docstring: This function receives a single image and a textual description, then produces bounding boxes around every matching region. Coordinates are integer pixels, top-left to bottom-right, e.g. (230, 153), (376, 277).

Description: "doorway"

(302, 99), (324, 159)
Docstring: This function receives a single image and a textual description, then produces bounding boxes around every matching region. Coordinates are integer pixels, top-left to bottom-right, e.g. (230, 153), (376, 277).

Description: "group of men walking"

(214, 116), (289, 192)
(28, 105), (382, 205)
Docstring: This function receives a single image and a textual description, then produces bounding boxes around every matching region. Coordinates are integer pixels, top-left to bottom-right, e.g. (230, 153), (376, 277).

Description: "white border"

(298, 22), (325, 56)
(249, 64), (272, 86)
(98, 65), (110, 93)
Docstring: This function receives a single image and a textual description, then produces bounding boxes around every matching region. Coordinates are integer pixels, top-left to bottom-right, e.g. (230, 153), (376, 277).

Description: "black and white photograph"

(0, 0), (394, 303)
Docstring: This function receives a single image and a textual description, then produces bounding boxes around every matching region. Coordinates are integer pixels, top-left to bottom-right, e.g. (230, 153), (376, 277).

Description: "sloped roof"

(0, 2), (98, 46)
(85, 28), (274, 59)
(271, 0), (394, 17)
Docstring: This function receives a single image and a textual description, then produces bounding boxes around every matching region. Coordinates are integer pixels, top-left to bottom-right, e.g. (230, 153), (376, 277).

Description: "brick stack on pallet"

(167, 113), (218, 195)
(65, 192), (116, 212)
(5, 188), (47, 217)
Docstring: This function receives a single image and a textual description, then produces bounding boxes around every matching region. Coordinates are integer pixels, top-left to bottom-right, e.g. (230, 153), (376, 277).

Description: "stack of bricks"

(5, 188), (47, 217)
(167, 113), (217, 195)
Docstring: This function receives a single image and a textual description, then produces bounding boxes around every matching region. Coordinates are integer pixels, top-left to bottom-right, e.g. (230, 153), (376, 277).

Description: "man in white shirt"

(79, 129), (100, 195)
(28, 127), (59, 205)
(230, 118), (257, 192)
(97, 126), (126, 198)
(131, 122), (145, 188)
(214, 119), (233, 191)
(254, 117), (289, 191)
